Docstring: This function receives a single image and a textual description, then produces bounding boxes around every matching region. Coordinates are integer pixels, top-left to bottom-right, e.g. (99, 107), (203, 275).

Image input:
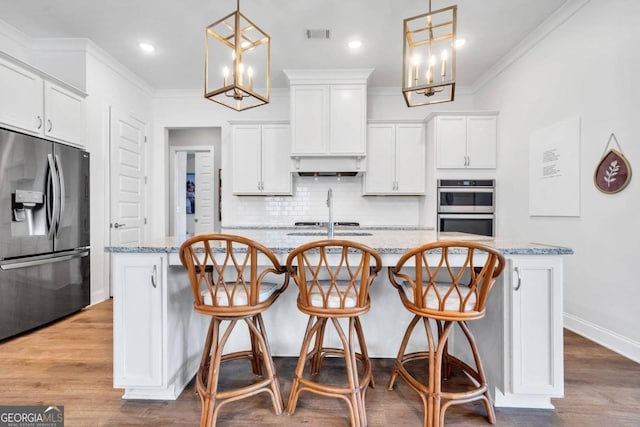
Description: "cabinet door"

(364, 124), (396, 194)
(395, 124), (425, 194)
(261, 124), (292, 194)
(435, 116), (467, 168)
(330, 85), (366, 155)
(113, 254), (164, 387)
(509, 257), (564, 397)
(232, 125), (262, 194)
(44, 81), (85, 146)
(466, 116), (497, 169)
(291, 86), (327, 155)
(0, 57), (43, 135)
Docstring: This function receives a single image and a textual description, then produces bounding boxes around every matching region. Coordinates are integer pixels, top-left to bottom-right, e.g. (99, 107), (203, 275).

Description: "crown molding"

(471, 0), (591, 93)
(0, 18), (34, 58)
(155, 87), (290, 99)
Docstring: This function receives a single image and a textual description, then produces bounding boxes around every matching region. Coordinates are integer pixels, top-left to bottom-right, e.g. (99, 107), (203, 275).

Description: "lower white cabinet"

(113, 254), (163, 389)
(112, 252), (208, 400)
(364, 123), (425, 195)
(0, 54), (85, 147)
(232, 123), (291, 195)
(507, 256), (564, 399)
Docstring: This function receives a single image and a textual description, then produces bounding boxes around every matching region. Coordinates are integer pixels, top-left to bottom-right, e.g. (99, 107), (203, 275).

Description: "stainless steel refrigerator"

(0, 127), (90, 341)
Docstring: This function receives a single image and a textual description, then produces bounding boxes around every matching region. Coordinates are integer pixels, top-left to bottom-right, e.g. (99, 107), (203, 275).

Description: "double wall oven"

(437, 179), (495, 237)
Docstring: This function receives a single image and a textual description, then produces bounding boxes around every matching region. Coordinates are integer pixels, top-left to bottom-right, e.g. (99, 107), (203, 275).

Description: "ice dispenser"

(12, 189), (44, 235)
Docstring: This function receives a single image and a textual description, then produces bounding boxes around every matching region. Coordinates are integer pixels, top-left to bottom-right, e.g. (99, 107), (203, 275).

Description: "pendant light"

(402, 0), (457, 107)
(204, 0), (270, 111)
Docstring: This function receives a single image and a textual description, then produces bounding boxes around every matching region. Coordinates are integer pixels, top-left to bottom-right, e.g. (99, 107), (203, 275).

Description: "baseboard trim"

(564, 313), (640, 363)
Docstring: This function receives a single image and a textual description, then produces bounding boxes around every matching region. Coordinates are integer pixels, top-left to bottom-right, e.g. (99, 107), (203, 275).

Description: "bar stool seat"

(387, 240), (505, 427)
(285, 240), (382, 427)
(179, 234), (290, 427)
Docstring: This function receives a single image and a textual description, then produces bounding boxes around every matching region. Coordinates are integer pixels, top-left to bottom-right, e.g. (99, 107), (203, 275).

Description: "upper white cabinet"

(431, 113), (497, 169)
(285, 69), (372, 157)
(364, 122), (425, 195)
(232, 123), (292, 195)
(0, 54), (85, 147)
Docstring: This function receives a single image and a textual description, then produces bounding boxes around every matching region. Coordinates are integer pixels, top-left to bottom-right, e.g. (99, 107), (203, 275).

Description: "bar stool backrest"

(286, 239), (383, 318)
(179, 233), (288, 317)
(388, 240), (505, 321)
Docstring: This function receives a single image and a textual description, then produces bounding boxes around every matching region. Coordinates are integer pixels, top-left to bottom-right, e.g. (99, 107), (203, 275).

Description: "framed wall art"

(594, 133), (632, 194)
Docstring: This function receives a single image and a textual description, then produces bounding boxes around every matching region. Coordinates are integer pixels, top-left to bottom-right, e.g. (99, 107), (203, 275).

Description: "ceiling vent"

(306, 29), (331, 39)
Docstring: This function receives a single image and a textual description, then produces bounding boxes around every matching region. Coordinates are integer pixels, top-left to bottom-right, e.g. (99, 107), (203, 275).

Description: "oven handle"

(438, 214), (495, 219)
(437, 187), (494, 193)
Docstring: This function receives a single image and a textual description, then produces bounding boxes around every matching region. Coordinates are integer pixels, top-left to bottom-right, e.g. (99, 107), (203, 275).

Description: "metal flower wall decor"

(594, 133), (632, 194)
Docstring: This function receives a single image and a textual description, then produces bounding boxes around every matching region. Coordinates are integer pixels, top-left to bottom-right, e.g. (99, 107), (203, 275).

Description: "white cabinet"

(364, 123), (425, 195)
(433, 114), (497, 169)
(285, 69), (372, 157)
(113, 254), (163, 389)
(0, 55), (85, 146)
(507, 256), (564, 399)
(112, 252), (209, 400)
(232, 123), (292, 195)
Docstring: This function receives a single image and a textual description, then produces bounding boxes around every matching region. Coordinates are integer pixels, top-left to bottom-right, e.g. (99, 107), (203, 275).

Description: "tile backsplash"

(224, 176), (428, 227)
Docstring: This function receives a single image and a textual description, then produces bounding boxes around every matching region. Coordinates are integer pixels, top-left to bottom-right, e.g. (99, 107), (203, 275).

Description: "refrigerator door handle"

(46, 154), (61, 240)
(0, 249), (90, 270)
(54, 154), (66, 237)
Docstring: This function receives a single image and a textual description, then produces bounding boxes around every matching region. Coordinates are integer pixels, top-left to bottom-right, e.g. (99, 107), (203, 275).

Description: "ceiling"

(0, 0), (568, 91)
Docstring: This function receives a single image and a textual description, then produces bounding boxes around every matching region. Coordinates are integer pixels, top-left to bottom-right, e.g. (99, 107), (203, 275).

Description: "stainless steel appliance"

(437, 179), (495, 236)
(0, 127), (90, 341)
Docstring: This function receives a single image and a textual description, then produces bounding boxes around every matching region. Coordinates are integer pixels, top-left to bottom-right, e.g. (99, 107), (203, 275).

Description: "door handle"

(113, 222), (126, 229)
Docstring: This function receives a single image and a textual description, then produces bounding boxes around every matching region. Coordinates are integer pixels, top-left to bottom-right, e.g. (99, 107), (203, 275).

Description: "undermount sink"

(286, 231), (373, 237)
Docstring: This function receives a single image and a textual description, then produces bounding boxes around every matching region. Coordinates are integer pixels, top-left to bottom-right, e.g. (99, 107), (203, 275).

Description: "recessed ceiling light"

(454, 38), (466, 48)
(139, 42), (155, 53)
(348, 40), (362, 49)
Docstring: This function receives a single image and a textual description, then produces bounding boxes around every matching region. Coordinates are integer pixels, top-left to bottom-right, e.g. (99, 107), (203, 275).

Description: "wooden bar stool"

(179, 234), (290, 427)
(285, 240), (382, 427)
(387, 240), (505, 427)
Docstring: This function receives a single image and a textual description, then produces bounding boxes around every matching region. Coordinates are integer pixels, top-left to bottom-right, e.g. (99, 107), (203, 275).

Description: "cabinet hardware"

(47, 119), (53, 132)
(514, 266), (522, 291)
(151, 265), (157, 288)
(37, 116), (43, 129)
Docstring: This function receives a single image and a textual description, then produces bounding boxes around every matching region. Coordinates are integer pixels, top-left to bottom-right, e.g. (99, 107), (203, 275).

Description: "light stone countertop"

(105, 227), (574, 256)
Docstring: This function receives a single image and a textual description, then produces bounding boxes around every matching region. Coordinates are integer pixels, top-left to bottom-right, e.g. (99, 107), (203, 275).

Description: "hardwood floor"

(0, 299), (638, 426)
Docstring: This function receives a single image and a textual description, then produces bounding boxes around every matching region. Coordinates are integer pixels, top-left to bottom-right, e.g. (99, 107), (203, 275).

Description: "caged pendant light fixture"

(402, 0), (457, 107)
(204, 0), (270, 111)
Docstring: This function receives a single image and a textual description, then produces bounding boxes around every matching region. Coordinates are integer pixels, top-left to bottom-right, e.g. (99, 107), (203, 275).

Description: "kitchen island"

(107, 228), (573, 409)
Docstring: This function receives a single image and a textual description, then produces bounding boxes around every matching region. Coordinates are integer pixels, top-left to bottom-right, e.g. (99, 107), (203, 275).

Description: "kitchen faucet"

(327, 188), (334, 239)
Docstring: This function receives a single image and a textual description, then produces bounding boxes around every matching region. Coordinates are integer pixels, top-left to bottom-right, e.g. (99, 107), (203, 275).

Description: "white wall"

(473, 0), (640, 361)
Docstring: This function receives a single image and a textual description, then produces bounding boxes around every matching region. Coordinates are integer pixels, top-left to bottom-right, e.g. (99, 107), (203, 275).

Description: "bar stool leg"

(387, 314), (421, 390)
(287, 315), (322, 415)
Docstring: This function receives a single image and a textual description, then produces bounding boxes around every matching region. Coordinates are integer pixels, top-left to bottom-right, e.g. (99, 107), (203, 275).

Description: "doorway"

(168, 128), (221, 236)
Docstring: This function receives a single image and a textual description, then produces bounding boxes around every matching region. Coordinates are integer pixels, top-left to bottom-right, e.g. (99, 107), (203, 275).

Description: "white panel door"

(194, 151), (215, 234)
(110, 107), (146, 246)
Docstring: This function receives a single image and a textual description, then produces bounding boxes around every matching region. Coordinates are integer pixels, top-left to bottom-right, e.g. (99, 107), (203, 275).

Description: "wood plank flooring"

(0, 299), (638, 426)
